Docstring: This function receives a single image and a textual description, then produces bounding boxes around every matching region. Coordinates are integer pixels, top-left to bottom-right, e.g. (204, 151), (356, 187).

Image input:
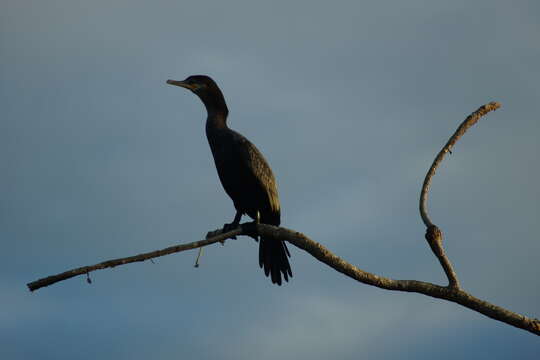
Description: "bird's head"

(167, 75), (228, 116)
(166, 75), (218, 94)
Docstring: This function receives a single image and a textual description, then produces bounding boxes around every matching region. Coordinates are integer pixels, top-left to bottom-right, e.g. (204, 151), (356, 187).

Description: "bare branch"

(26, 228), (242, 292)
(418, 102), (501, 289)
(425, 225), (460, 288)
(253, 224), (540, 336)
(26, 223), (540, 335)
(420, 101), (502, 227)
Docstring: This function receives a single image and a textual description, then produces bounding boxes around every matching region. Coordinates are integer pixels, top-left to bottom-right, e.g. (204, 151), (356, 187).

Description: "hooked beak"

(166, 79), (195, 90)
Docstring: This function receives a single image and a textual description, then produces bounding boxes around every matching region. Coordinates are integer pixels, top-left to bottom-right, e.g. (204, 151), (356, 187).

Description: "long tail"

(259, 237), (292, 285)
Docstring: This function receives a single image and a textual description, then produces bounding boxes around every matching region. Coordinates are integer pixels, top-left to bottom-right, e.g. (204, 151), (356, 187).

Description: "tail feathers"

(259, 237), (292, 285)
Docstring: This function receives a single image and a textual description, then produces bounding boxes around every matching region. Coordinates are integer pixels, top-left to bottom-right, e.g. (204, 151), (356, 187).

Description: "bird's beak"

(166, 79), (195, 90)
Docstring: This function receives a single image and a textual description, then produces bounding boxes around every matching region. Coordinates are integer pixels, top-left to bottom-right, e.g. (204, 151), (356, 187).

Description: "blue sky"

(1, 0), (539, 358)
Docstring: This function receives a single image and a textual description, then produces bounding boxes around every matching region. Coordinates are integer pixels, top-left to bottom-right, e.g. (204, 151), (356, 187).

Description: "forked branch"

(419, 102), (501, 290)
(27, 102), (540, 336)
(26, 222), (540, 335)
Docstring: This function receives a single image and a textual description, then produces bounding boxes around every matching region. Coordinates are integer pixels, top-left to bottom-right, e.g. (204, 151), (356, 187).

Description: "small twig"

(419, 102), (501, 289)
(194, 248), (203, 267)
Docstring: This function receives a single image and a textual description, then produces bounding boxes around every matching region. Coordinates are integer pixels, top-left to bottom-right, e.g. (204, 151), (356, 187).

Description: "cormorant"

(166, 75), (292, 285)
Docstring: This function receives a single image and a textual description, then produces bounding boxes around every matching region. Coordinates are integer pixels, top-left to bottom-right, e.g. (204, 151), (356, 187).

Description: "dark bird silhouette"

(166, 75), (292, 285)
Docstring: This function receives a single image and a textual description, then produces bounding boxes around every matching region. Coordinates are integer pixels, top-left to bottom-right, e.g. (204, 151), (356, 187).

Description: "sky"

(1, 0), (539, 358)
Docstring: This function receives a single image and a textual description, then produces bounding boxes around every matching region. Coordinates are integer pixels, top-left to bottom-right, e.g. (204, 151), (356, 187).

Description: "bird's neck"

(206, 112), (228, 131)
(199, 88), (229, 128)
(201, 90), (229, 129)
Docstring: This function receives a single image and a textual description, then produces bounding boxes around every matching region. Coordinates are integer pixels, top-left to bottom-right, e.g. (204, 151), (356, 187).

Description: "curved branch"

(27, 223), (540, 335)
(420, 101), (501, 227)
(255, 224), (539, 336)
(419, 102), (501, 289)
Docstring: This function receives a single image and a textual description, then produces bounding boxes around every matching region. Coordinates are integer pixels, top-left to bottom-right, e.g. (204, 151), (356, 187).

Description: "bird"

(166, 75), (292, 285)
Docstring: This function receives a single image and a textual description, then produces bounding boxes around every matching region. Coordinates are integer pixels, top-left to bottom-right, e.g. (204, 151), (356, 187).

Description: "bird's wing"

(231, 131), (280, 218)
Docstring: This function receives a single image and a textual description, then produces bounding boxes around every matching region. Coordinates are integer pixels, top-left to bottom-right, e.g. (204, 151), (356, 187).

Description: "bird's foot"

(222, 222), (239, 241)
